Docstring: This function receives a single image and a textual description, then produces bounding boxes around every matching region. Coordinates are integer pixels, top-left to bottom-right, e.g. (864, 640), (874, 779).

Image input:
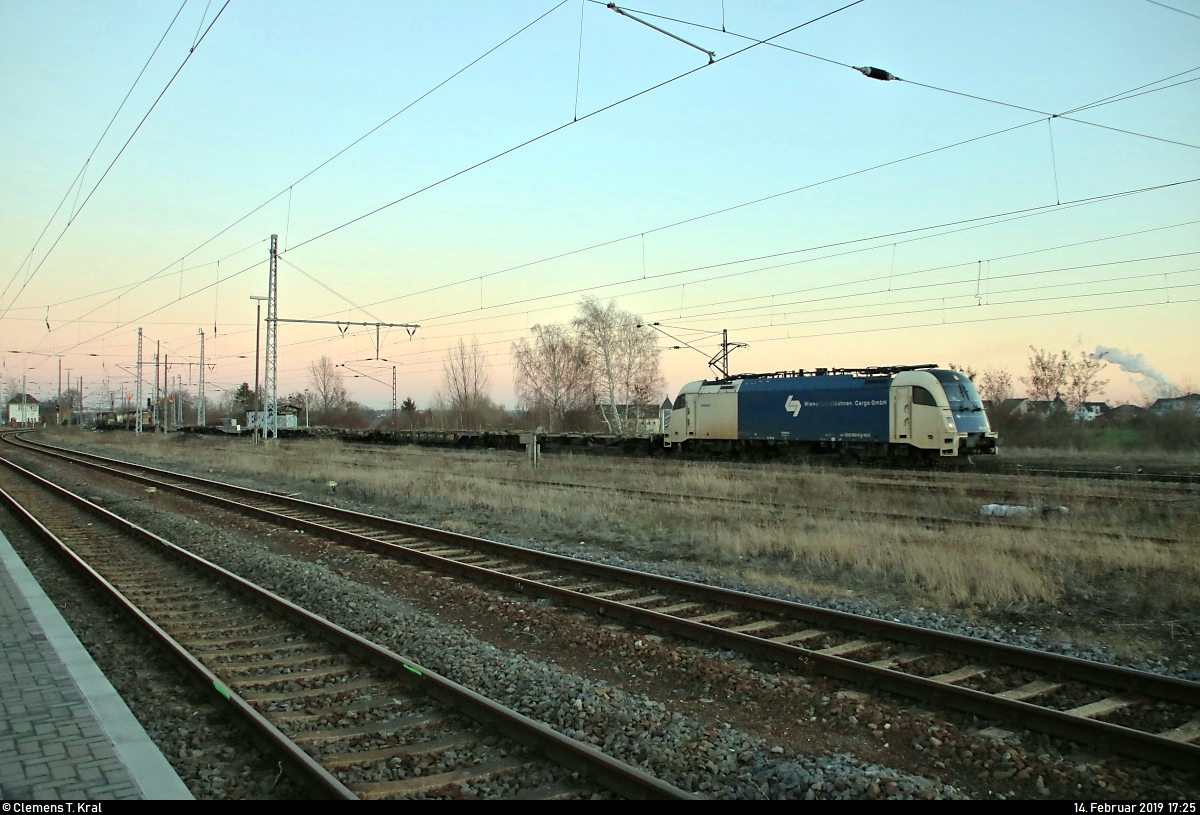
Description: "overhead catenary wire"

(326, 64), (1198, 323)
(280, 1), (868, 257)
(277, 257), (382, 323)
(667, 218), (1200, 318)
(583, 0), (1200, 150)
(41, 0), (873, 361)
(56, 174), (1198, 378)
(644, 270), (1197, 339)
(0, 1), (233, 324)
(20, 0), (572, 345)
(406, 177), (1200, 327)
(264, 277), (1200, 383)
(23, 3), (1195, 400)
(394, 210), (1200, 339)
(253, 257), (1200, 379)
(321, 120), (1047, 317)
(8, 238), (267, 313)
(0, 0), (190, 313)
(655, 247), (1200, 320)
(32, 3), (1189, 354)
(1142, 0), (1200, 21)
(346, 267), (1200, 372)
(740, 293), (1200, 349)
(314, 245), (1200, 382)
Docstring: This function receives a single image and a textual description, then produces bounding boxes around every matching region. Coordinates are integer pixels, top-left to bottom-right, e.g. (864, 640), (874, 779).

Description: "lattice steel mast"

(263, 234), (279, 441)
(197, 328), (206, 427)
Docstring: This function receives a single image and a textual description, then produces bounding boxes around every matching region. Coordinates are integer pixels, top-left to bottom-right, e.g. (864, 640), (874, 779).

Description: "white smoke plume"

(1092, 346), (1173, 390)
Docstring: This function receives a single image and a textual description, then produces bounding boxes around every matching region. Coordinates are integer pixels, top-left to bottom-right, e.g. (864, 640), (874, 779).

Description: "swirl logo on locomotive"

(784, 395), (802, 417)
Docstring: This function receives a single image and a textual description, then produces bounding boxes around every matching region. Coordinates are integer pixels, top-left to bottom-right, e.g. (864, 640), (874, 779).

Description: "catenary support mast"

(136, 329), (142, 435)
(263, 235), (279, 441)
(198, 329), (206, 427)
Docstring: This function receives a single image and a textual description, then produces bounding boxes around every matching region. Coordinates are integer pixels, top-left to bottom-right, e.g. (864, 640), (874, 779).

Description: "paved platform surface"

(0, 529), (192, 800)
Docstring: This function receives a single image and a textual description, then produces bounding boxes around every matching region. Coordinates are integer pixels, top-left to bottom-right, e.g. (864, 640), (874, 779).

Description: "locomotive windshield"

(932, 370), (985, 412)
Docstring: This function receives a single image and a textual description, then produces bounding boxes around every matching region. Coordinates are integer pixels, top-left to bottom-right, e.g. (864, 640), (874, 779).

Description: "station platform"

(0, 529), (192, 800)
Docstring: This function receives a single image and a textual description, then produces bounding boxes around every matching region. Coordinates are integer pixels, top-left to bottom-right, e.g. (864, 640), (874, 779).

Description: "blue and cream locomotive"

(663, 365), (996, 459)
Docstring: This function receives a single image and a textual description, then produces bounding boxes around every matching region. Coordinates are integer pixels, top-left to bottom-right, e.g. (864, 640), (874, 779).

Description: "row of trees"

(949, 348), (1200, 451)
(511, 297), (664, 432)
(953, 346), (1110, 412)
(426, 297), (665, 433)
(957, 346), (1192, 412)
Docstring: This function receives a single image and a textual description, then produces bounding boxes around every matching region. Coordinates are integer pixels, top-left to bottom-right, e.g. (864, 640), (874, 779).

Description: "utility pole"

(135, 328), (143, 436)
(164, 354), (170, 432)
(250, 295), (266, 443)
(198, 329), (206, 427)
(21, 374), (27, 428)
(263, 235), (279, 442)
(57, 357), (62, 426)
(153, 343), (160, 432)
(392, 366), (398, 430)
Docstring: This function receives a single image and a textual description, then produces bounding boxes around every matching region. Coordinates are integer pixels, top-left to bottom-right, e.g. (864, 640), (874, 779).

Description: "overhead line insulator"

(855, 65), (898, 81)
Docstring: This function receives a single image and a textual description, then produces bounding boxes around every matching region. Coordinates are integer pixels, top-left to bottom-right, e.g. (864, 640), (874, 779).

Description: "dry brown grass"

(46, 429), (1200, 619)
(1005, 446), (1200, 469)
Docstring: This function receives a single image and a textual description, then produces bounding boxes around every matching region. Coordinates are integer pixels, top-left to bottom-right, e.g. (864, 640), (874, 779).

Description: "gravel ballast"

(8, 438), (1198, 799)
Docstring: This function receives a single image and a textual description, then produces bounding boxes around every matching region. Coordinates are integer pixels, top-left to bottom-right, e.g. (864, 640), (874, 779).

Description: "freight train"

(663, 364), (996, 459)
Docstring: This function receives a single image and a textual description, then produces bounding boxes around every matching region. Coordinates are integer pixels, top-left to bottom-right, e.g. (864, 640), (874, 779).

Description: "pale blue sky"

(2, 0), (1197, 409)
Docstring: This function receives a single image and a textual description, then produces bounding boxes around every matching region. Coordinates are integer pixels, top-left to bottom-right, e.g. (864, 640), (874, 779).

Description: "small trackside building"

(7, 394), (40, 425)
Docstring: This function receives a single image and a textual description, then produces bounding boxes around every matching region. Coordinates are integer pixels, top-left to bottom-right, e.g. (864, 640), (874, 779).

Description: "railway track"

(342, 463), (1191, 546)
(342, 442), (1200, 506)
(339, 438), (1200, 486)
(0, 450), (691, 800)
(8, 432), (1200, 773)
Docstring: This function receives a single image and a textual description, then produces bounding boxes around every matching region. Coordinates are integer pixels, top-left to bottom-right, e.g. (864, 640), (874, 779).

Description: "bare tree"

(441, 337), (491, 414)
(977, 368), (1014, 406)
(308, 355), (348, 422)
(947, 362), (977, 381)
(572, 296), (665, 434)
(1019, 347), (1068, 404)
(511, 324), (592, 431)
(1064, 353), (1109, 412)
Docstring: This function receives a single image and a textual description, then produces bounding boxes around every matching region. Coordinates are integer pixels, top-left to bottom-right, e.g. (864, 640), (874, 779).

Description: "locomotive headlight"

(944, 415), (956, 431)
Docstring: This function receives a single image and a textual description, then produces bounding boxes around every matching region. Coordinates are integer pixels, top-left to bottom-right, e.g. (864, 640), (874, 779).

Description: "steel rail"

(0, 468), (356, 799)
(337, 430), (1200, 485)
(0, 449), (694, 800)
(338, 462), (1190, 546)
(8, 433), (1200, 771)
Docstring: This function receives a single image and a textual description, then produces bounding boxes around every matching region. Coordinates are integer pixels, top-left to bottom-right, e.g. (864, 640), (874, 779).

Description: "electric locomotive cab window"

(913, 386), (938, 406)
(941, 382), (984, 412)
(673, 394), (687, 409)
